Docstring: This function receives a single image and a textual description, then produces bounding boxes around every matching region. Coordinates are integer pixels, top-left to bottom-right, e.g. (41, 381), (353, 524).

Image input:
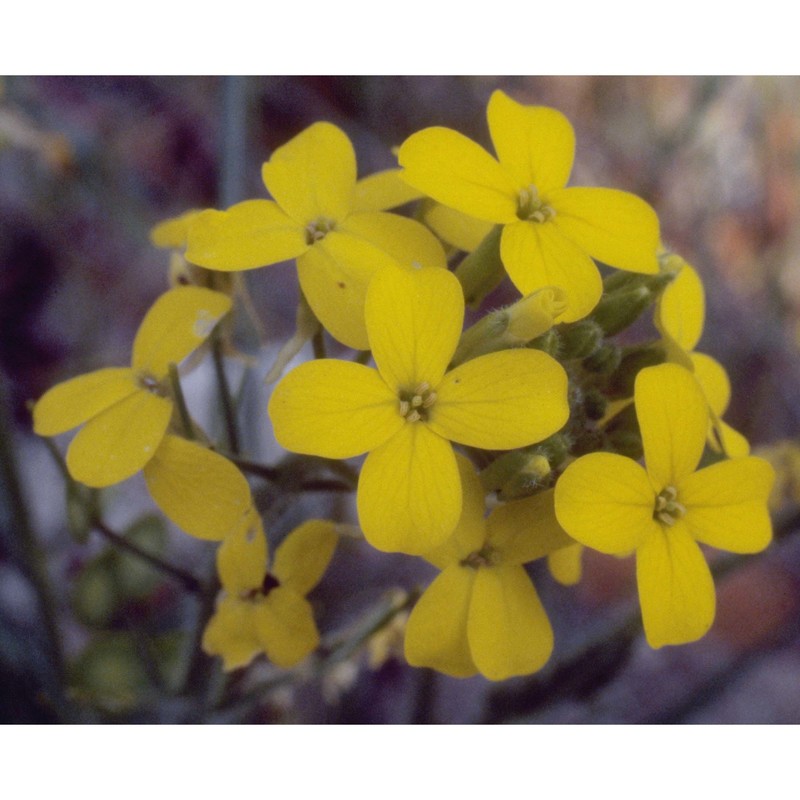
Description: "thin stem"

(91, 517), (203, 594)
(1, 376), (69, 716)
(312, 327), (326, 360)
(210, 328), (241, 456)
(168, 363), (196, 440)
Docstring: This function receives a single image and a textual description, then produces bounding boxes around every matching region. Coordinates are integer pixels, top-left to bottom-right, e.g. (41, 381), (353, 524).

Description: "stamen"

(398, 382), (437, 422)
(461, 546), (495, 569)
(654, 485), (687, 526)
(517, 183), (556, 223)
(305, 216), (337, 245)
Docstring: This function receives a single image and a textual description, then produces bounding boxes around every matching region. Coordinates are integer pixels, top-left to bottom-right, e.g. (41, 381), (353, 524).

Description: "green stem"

(91, 517), (204, 594)
(168, 363), (196, 440)
(1, 376), (69, 717)
(453, 225), (505, 308)
(312, 327), (326, 360)
(211, 328), (240, 455)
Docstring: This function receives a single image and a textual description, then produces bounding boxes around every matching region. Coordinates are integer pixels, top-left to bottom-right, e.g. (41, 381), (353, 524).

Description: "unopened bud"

(583, 342), (621, 374)
(452, 287), (566, 365)
(558, 319), (604, 360)
(591, 273), (673, 336)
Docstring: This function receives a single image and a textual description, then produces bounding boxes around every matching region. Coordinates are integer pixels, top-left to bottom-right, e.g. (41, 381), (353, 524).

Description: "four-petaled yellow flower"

(33, 286), (232, 488)
(268, 265), (570, 555)
(555, 363), (775, 648)
(185, 122), (446, 350)
(405, 455), (572, 680)
(33, 287), (253, 541)
(399, 89), (661, 322)
(202, 509), (337, 671)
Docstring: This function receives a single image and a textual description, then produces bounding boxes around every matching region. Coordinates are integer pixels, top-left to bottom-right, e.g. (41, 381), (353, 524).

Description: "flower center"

(136, 371), (168, 397)
(305, 216), (337, 245)
(654, 485), (687, 526)
(516, 185), (556, 223)
(461, 545), (495, 569)
(398, 382), (437, 423)
(243, 572), (281, 602)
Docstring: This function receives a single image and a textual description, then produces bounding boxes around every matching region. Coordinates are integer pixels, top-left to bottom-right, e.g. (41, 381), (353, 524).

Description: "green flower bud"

(583, 342), (622, 374)
(558, 319), (604, 360)
(451, 286), (567, 366)
(590, 273), (674, 336)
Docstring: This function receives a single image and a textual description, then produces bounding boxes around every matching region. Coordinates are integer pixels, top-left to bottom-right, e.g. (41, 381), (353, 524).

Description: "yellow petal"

(404, 564), (477, 678)
(501, 220), (603, 322)
(296, 236), (392, 350)
(131, 286), (232, 379)
(690, 352), (729, 417)
(399, 127), (519, 223)
(272, 519), (338, 595)
(636, 521), (715, 648)
(554, 452), (659, 554)
(656, 260), (705, 351)
(365, 265), (464, 392)
(251, 587), (320, 669)
(547, 543), (584, 586)
(32, 367), (138, 437)
(341, 211), (448, 269)
(487, 90), (575, 192)
(487, 489), (573, 565)
(548, 187), (660, 275)
(142, 435), (252, 541)
(713, 418), (750, 458)
(66, 389), (172, 487)
(422, 453), (488, 570)
(679, 457), (774, 553)
(185, 200), (307, 271)
(635, 363), (709, 488)
(268, 359), (401, 459)
(357, 422), (461, 555)
(431, 349), (569, 449)
(202, 597), (261, 671)
(261, 122), (356, 224)
(422, 203), (494, 253)
(150, 209), (203, 250)
(353, 168), (423, 212)
(468, 565), (553, 680)
(216, 508), (268, 594)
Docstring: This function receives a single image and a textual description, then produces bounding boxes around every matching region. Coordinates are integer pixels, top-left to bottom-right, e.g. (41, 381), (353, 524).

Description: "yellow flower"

(185, 122), (446, 350)
(352, 167), (493, 253)
(269, 265), (569, 555)
(202, 510), (337, 671)
(555, 363), (775, 648)
(655, 253), (749, 457)
(33, 286), (232, 488)
(405, 455), (572, 680)
(399, 89), (660, 322)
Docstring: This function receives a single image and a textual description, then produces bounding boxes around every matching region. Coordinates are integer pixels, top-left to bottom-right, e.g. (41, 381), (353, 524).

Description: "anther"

(654, 485), (687, 526)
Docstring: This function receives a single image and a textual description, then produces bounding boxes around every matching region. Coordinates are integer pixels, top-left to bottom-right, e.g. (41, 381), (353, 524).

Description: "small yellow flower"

(202, 510), (337, 671)
(655, 253), (749, 457)
(185, 123), (446, 350)
(405, 455), (572, 680)
(268, 265), (569, 555)
(399, 90), (661, 321)
(33, 286), (232, 488)
(555, 363), (775, 648)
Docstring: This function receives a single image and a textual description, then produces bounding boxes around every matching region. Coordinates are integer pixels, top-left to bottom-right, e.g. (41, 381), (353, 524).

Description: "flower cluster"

(34, 89), (775, 685)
